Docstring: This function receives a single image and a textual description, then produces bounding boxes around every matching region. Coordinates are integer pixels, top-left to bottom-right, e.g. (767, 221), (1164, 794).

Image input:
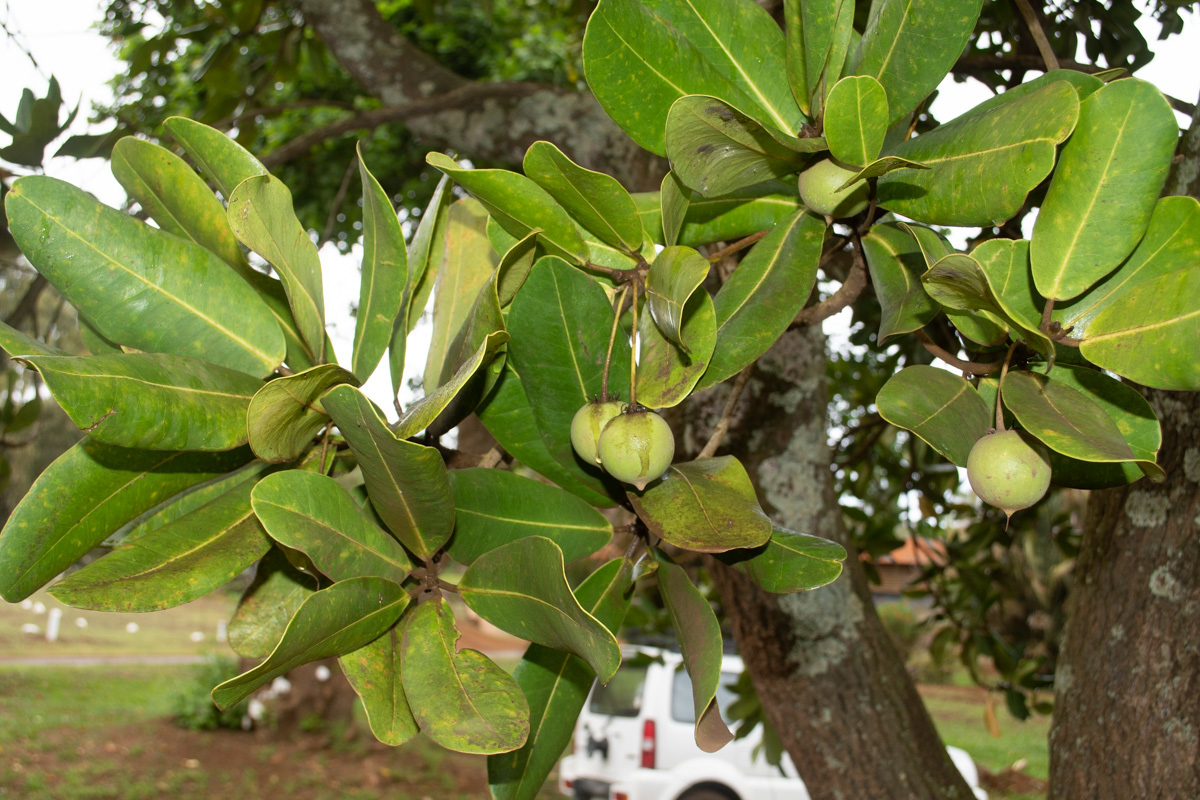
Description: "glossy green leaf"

(698, 210), (826, 390)
(227, 174), (327, 363)
(1079, 269), (1200, 391)
(427, 152), (585, 264)
(876, 366), (991, 467)
(1031, 78), (1178, 301)
(49, 480), (269, 612)
(213, 576), (408, 710)
(645, 246), (710, 352)
(810, 0), (856, 113)
(583, 0), (805, 156)
(784, 0), (850, 116)
(488, 558), (635, 800)
(523, 141), (642, 254)
(877, 81), (1078, 226)
(397, 330), (509, 439)
(476, 365), (615, 508)
(823, 75), (888, 166)
(22, 352), (260, 451)
(5, 176), (285, 376)
(715, 525), (845, 593)
(111, 136), (252, 281)
(496, 233), (540, 308)
(630, 456), (772, 552)
(665, 96), (817, 198)
(1055, 196), (1200, 339)
(252, 470), (414, 584)
(0, 442), (250, 602)
(393, 173), (452, 394)
(228, 547), (319, 659)
(507, 257), (630, 491)
(460, 537), (621, 682)
(634, 183), (802, 247)
(1002, 370), (1137, 466)
(164, 116), (268, 199)
(922, 254), (999, 313)
(339, 629), (418, 746)
(246, 364), (358, 463)
(322, 385), (455, 558)
(354, 145), (408, 383)
(851, 0), (982, 126)
(636, 290), (717, 409)
(654, 546), (733, 752)
(77, 318), (121, 356)
(960, 70), (1104, 121)
(660, 172), (692, 248)
(970, 239), (1054, 361)
(0, 319), (68, 357)
(860, 222), (937, 341)
(840, 155), (928, 185)
(401, 598), (529, 754)
(446, 468), (611, 566)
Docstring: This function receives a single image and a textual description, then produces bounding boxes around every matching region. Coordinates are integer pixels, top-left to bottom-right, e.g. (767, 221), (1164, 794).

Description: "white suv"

(558, 646), (987, 800)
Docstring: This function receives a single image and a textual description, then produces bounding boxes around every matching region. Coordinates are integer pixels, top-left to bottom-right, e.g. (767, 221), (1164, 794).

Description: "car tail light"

(640, 719), (656, 769)
(614, 793), (630, 800)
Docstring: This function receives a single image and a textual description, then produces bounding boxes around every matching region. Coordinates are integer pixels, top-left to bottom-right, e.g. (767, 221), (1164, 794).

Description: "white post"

(46, 607), (62, 643)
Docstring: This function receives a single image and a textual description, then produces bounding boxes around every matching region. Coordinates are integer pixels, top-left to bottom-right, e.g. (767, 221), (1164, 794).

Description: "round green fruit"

(597, 408), (675, 491)
(966, 430), (1052, 521)
(797, 158), (869, 218)
(570, 400), (624, 465)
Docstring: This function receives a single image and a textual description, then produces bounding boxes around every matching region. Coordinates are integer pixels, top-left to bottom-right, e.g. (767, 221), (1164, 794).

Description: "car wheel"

(679, 789), (736, 800)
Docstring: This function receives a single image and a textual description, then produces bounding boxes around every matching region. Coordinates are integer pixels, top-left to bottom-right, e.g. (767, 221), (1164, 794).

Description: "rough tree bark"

(700, 326), (975, 800)
(1047, 91), (1200, 800)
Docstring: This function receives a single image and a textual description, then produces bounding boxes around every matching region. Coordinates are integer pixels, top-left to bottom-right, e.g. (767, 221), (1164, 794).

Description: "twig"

(1013, 0), (1060, 71)
(698, 364), (754, 459)
(211, 99), (358, 131)
(707, 230), (769, 263)
(4, 274), (48, 328)
(1038, 297), (1083, 348)
(791, 238), (868, 328)
(914, 329), (1005, 375)
(629, 280), (640, 406)
(319, 148), (362, 248)
(995, 342), (1020, 430)
(602, 285), (631, 402)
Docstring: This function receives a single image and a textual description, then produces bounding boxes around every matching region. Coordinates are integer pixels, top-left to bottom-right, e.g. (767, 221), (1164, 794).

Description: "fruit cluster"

(570, 401), (675, 490)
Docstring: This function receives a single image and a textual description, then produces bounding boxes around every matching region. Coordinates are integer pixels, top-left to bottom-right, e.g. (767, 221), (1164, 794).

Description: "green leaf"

(339, 629), (418, 746)
(645, 246), (710, 353)
(665, 96), (816, 198)
(809, 0), (856, 114)
(715, 525), (845, 593)
(445, 468), (611, 566)
(393, 173), (452, 394)
(111, 136), (252, 281)
(876, 365), (991, 467)
(353, 145), (408, 383)
(698, 210), (826, 390)
(636, 290), (717, 409)
(660, 172), (692, 248)
(21, 352), (261, 451)
(4, 176), (285, 376)
(228, 548), (318, 659)
(397, 331), (509, 439)
(49, 480), (269, 612)
(840, 155), (928, 185)
(1001, 371), (1138, 465)
(850, 0), (982, 127)
(921, 254), (1000, 314)
(247, 364), (359, 463)
(959, 70), (1104, 121)
(251, 471), (414, 584)
(401, 598), (529, 754)
(1079, 269), (1200, 391)
(1031, 79), (1179, 301)
(460, 537), (621, 683)
(1055, 196), (1200, 339)
(322, 385), (455, 558)
(970, 239), (1054, 361)
(0, 319), (68, 358)
(77, 317), (122, 356)
(523, 141), (642, 254)
(476, 365), (616, 508)
(877, 81), (1079, 226)
(426, 153), (586, 265)
(860, 222), (937, 341)
(488, 558), (635, 800)
(583, 0), (805, 156)
(630, 456), (772, 552)
(634, 182), (802, 247)
(654, 546), (733, 752)
(213, 576), (408, 710)
(0, 442), (250, 602)
(164, 116), (268, 200)
(227, 174), (328, 363)
(823, 75), (888, 166)
(496, 233), (539, 308)
(422, 198), (499, 394)
(507, 257), (629, 492)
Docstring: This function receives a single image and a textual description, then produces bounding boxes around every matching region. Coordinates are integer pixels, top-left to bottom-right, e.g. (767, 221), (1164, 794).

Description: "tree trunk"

(705, 326), (975, 800)
(1047, 95), (1200, 799)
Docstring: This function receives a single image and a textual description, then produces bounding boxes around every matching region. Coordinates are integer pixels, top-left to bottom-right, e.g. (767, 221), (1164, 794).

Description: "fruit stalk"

(601, 284), (630, 402)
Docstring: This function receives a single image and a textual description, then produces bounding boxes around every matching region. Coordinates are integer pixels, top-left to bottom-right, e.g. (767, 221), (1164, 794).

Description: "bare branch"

(914, 329), (1005, 376)
(1012, 0), (1060, 72)
(698, 365), (754, 459)
(791, 238), (868, 328)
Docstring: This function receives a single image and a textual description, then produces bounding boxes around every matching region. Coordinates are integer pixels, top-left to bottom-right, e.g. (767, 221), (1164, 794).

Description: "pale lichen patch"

(1125, 490), (1170, 528)
(1184, 447), (1200, 484)
(780, 580), (863, 676)
(1150, 564), (1185, 602)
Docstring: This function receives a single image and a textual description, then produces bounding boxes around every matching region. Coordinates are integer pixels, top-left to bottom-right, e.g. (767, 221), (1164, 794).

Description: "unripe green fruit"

(797, 159), (869, 218)
(966, 430), (1052, 521)
(570, 400), (624, 465)
(597, 409), (675, 491)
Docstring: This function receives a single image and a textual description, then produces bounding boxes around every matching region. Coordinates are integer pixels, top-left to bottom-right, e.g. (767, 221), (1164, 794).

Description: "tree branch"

(1012, 0), (1060, 72)
(698, 364), (754, 459)
(791, 239), (868, 328)
(914, 329), (1005, 375)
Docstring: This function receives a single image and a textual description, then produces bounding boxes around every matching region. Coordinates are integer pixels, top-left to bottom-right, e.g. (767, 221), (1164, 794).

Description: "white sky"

(2, 0), (1197, 415)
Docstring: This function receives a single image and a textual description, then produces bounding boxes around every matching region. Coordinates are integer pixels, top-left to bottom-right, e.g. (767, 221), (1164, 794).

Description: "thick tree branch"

(791, 240), (867, 328)
(1012, 0), (1060, 71)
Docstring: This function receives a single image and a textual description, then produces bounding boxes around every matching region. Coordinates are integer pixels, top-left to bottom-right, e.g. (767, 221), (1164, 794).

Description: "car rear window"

(589, 664), (648, 717)
(671, 668), (739, 725)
